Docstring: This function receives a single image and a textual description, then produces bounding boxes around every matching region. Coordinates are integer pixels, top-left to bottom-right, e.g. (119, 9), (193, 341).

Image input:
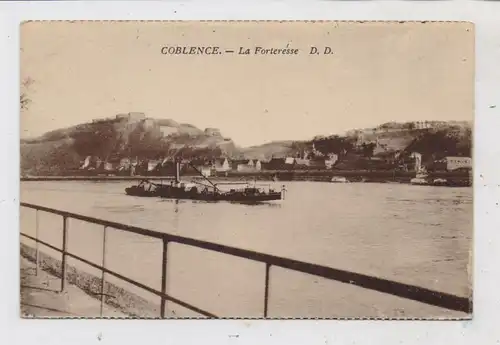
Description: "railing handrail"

(19, 232), (217, 318)
(20, 202), (472, 314)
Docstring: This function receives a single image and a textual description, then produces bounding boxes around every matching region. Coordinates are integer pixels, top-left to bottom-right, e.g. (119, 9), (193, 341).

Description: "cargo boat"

(125, 160), (285, 202)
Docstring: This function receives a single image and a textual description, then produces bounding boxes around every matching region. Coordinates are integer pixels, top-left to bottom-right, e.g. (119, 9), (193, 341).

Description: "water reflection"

(160, 198), (283, 208)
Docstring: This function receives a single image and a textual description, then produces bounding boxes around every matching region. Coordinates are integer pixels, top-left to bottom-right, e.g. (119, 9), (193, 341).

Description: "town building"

(153, 119), (180, 137)
(190, 160), (213, 177)
(80, 156), (91, 169)
(143, 118), (156, 130)
(199, 166), (212, 177)
(204, 128), (222, 137)
(116, 112), (146, 122)
(147, 160), (161, 172)
(444, 156), (472, 171)
(254, 160), (262, 171)
(159, 125), (178, 137)
(92, 117), (115, 123)
(213, 158), (231, 172)
(294, 158), (311, 167)
(104, 162), (114, 171)
(413, 121), (433, 129)
(233, 159), (262, 172)
(119, 158), (131, 170)
(170, 143), (186, 150)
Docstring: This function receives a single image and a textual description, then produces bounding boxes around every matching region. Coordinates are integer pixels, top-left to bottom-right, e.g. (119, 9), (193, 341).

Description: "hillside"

(21, 114), (238, 175)
(237, 121), (472, 173)
(21, 138), (81, 176)
(239, 141), (297, 161)
(20, 117), (472, 175)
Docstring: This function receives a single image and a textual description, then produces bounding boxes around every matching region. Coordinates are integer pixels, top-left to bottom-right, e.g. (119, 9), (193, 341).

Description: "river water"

(20, 181), (472, 318)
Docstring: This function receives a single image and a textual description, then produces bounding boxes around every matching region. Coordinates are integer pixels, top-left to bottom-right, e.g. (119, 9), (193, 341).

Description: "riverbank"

(20, 255), (127, 318)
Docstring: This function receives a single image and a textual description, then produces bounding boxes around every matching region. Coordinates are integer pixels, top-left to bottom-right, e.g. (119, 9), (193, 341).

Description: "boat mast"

(188, 162), (220, 193)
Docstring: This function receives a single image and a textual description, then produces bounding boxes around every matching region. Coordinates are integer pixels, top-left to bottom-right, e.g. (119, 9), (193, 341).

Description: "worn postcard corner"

(19, 20), (473, 320)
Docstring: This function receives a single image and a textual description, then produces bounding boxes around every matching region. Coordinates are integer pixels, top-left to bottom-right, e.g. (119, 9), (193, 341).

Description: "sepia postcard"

(19, 20), (474, 319)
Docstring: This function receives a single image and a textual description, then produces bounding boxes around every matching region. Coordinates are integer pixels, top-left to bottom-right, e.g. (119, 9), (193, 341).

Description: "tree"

(456, 127), (472, 157)
(404, 128), (472, 160)
(20, 77), (34, 110)
(361, 142), (376, 159)
(406, 122), (416, 130)
(72, 122), (118, 158)
(312, 135), (355, 156)
(291, 141), (308, 158)
(20, 94), (30, 110)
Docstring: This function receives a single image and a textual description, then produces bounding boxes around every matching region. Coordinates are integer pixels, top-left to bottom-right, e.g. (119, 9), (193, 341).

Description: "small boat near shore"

(432, 178), (448, 186)
(408, 152), (471, 187)
(331, 176), (348, 183)
(410, 172), (429, 185)
(125, 160), (285, 202)
(409, 172), (471, 187)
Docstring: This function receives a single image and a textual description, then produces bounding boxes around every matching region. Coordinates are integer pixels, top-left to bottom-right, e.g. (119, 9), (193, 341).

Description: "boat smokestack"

(175, 159), (180, 184)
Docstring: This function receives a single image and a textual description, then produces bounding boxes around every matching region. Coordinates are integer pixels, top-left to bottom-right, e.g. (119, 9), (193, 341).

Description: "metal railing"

(20, 202), (472, 318)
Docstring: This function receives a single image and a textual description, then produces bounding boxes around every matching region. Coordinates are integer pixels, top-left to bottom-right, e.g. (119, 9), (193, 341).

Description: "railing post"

(35, 210), (40, 276)
(160, 238), (169, 318)
(60, 216), (69, 292)
(264, 263), (271, 318)
(100, 226), (108, 317)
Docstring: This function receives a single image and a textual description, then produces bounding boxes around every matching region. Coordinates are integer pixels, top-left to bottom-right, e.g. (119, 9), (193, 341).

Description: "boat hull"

(125, 185), (282, 202)
(409, 178), (471, 187)
(125, 186), (158, 197)
(161, 192), (283, 202)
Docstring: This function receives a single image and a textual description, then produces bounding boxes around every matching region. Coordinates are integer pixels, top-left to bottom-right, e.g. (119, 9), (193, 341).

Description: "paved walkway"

(20, 256), (127, 318)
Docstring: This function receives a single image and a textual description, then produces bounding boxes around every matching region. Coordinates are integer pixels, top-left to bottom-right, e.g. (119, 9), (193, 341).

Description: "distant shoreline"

(21, 169), (471, 184)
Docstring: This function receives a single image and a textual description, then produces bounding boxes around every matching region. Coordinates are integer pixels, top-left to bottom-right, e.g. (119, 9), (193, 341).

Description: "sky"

(20, 21), (474, 147)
